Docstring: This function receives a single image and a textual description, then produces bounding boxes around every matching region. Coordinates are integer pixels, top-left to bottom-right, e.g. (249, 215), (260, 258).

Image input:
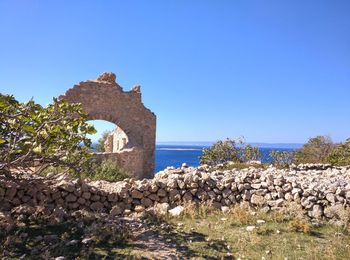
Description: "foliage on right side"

(294, 135), (334, 164)
(200, 135), (350, 167)
(326, 138), (350, 166)
(293, 135), (350, 166)
(199, 137), (261, 166)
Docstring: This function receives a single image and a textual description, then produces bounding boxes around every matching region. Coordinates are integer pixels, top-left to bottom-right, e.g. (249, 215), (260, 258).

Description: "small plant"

(269, 150), (296, 167)
(181, 200), (217, 219)
(255, 226), (274, 236)
(228, 203), (254, 226)
(288, 218), (312, 234)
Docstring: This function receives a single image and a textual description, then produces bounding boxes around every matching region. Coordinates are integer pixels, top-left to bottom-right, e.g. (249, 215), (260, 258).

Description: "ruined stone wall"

(109, 127), (129, 152)
(94, 148), (144, 179)
(59, 72), (156, 179)
(1, 165), (350, 221)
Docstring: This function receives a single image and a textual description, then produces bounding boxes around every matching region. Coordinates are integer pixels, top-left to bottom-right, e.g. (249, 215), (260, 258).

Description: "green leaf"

(22, 124), (35, 133)
(33, 145), (42, 154)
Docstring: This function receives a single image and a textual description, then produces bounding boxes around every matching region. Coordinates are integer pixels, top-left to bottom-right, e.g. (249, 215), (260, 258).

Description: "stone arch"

(59, 72), (156, 179)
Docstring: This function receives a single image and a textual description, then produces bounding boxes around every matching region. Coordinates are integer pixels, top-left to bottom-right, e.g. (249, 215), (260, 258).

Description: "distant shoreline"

(157, 148), (202, 151)
(156, 142), (303, 149)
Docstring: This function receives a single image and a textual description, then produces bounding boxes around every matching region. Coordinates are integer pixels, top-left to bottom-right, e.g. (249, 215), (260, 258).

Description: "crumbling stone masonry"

(60, 72), (156, 179)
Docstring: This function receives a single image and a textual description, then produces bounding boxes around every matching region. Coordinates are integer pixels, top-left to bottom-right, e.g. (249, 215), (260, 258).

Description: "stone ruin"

(60, 72), (156, 179)
(2, 164), (350, 221)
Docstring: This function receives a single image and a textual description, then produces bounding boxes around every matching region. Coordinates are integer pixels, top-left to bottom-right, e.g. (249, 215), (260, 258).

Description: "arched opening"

(59, 72), (156, 179)
(86, 120), (129, 153)
(87, 120), (116, 150)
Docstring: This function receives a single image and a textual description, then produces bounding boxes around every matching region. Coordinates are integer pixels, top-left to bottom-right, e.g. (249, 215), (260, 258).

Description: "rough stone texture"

(59, 72), (156, 179)
(1, 164), (350, 222)
(93, 147), (144, 180)
(107, 127), (129, 152)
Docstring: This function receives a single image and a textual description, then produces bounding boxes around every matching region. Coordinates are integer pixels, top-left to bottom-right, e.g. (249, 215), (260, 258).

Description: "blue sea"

(91, 142), (300, 173)
(155, 144), (297, 172)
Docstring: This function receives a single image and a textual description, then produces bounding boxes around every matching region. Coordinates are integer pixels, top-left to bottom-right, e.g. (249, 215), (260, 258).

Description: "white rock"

(168, 206), (184, 216)
(82, 238), (93, 244)
(66, 240), (79, 246)
(221, 206), (230, 213)
(246, 225), (256, 232)
(154, 202), (170, 215)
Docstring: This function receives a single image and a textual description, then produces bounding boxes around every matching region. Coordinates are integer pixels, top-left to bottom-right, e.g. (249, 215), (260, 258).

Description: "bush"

(288, 135), (350, 166)
(81, 159), (129, 182)
(41, 159), (129, 182)
(294, 136), (334, 164)
(0, 94), (96, 176)
(326, 138), (350, 166)
(199, 137), (261, 166)
(269, 150), (296, 167)
(95, 130), (111, 152)
(240, 144), (261, 162)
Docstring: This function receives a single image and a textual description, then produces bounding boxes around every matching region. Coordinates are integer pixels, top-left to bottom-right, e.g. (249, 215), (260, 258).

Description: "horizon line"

(156, 141), (304, 144)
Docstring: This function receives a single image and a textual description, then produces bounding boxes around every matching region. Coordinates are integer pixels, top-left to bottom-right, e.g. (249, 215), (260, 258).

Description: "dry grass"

(163, 203), (350, 259)
(181, 200), (218, 219)
(287, 218), (312, 234)
(227, 202), (255, 225)
(3, 202), (350, 259)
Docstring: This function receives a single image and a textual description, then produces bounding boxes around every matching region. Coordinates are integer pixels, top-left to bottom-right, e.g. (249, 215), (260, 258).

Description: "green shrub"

(240, 144), (261, 162)
(81, 159), (129, 182)
(270, 150), (296, 167)
(285, 135), (350, 166)
(95, 130), (111, 152)
(0, 94), (96, 176)
(294, 136), (334, 164)
(41, 159), (129, 182)
(199, 137), (261, 166)
(326, 138), (350, 166)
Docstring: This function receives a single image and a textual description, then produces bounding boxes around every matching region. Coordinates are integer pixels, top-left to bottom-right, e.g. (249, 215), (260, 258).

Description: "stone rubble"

(1, 163), (350, 226)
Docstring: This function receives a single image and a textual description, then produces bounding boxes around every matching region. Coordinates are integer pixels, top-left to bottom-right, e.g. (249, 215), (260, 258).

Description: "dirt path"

(120, 217), (182, 259)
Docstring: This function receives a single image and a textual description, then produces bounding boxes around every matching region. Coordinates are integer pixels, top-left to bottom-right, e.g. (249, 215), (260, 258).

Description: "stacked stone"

(0, 176), (118, 213)
(121, 165), (350, 220)
(290, 163), (333, 171)
(1, 164), (350, 221)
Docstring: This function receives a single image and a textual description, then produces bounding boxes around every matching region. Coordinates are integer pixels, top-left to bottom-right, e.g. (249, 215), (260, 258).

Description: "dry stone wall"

(59, 72), (156, 179)
(94, 147), (144, 179)
(1, 164), (350, 222)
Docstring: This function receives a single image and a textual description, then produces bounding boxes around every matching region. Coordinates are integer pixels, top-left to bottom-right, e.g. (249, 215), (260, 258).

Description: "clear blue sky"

(1, 1), (349, 143)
